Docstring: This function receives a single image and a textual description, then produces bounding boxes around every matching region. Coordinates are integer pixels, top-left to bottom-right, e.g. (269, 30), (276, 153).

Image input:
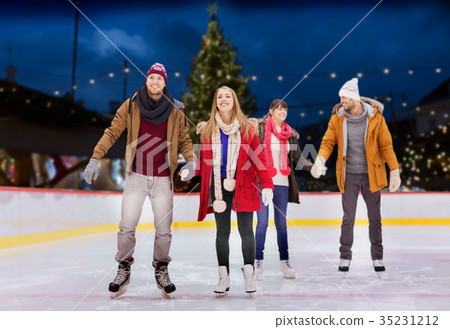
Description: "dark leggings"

(213, 178), (255, 272)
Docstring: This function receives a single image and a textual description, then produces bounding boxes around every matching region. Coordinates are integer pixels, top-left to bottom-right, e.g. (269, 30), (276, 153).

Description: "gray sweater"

(345, 106), (368, 174)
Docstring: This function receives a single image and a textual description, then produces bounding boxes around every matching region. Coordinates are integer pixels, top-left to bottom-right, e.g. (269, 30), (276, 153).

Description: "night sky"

(1, 0), (449, 127)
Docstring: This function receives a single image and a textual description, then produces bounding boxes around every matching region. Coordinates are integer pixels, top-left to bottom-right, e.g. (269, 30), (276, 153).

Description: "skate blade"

(215, 292), (228, 297)
(283, 274), (296, 279)
(246, 291), (256, 297)
(339, 272), (351, 279)
(376, 272), (383, 279)
(161, 291), (175, 299)
(110, 285), (128, 298)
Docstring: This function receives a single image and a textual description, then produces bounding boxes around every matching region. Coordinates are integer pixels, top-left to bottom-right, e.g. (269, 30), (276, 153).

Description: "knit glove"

(389, 169), (401, 192)
(83, 158), (99, 185)
(261, 188), (273, 206)
(311, 156), (327, 178)
(180, 160), (196, 181)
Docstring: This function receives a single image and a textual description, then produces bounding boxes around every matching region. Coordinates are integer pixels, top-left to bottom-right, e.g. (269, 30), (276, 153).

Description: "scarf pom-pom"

(269, 167), (277, 177)
(223, 178), (236, 191)
(213, 200), (227, 213)
(280, 167), (291, 176)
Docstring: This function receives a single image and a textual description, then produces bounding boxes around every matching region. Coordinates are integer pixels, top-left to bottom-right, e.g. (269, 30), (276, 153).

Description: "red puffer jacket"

(195, 128), (274, 222)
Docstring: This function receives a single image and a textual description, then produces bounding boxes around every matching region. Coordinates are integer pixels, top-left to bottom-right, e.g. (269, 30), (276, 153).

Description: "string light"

(37, 64), (447, 102)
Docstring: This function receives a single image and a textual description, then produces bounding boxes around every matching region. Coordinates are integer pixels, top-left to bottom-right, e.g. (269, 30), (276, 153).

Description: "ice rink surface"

(1, 225), (449, 311)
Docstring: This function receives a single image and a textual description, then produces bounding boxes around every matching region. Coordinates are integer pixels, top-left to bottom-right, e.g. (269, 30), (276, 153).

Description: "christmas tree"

(182, 2), (256, 140)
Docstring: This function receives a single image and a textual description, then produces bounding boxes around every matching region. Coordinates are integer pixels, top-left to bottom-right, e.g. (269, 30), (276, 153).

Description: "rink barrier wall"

(0, 187), (449, 249)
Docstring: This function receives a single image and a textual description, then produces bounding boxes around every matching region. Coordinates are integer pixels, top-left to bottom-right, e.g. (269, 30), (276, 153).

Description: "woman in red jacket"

(196, 86), (274, 295)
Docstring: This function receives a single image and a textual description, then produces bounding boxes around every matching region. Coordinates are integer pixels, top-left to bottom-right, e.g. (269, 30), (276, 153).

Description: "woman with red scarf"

(254, 99), (312, 279)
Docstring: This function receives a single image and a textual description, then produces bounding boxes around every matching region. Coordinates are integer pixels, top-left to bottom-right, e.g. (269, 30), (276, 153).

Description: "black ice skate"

(155, 262), (176, 299)
(109, 261), (131, 298)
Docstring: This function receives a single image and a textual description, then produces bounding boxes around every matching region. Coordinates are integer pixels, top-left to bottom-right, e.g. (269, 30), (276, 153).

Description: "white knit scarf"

(211, 113), (241, 213)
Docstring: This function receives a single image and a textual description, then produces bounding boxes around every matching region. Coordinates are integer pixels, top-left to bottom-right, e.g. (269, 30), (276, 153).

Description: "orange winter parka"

(317, 97), (399, 193)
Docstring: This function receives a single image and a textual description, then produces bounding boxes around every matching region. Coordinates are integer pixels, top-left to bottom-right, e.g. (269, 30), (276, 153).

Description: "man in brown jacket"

(83, 63), (196, 298)
(311, 78), (401, 273)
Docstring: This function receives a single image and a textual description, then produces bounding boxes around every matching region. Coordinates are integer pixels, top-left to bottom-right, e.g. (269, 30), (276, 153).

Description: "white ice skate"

(214, 266), (230, 296)
(242, 264), (256, 295)
(338, 259), (351, 272)
(280, 260), (296, 279)
(254, 259), (263, 279)
(373, 259), (385, 278)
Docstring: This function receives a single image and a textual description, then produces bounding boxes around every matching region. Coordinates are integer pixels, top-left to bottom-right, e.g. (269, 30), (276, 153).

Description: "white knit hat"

(339, 78), (360, 101)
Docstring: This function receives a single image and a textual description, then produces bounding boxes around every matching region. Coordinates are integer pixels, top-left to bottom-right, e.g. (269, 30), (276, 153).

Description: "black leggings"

(213, 178), (255, 272)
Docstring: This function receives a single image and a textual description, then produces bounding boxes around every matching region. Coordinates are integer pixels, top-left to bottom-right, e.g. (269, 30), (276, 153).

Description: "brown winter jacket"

(256, 118), (312, 204)
(92, 91), (195, 181)
(317, 97), (399, 193)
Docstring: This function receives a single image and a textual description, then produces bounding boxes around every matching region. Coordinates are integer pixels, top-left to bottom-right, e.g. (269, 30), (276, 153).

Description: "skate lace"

(255, 259), (262, 269)
(217, 276), (227, 287)
(113, 267), (130, 285)
(285, 260), (292, 269)
(339, 259), (351, 267)
(244, 274), (255, 291)
(155, 268), (171, 287)
(373, 259), (384, 267)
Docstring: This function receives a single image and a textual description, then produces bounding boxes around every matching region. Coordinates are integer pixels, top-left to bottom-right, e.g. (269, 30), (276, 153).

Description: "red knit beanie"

(146, 63), (168, 84)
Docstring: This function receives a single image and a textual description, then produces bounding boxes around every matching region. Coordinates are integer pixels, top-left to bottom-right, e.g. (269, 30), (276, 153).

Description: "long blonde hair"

(201, 86), (256, 142)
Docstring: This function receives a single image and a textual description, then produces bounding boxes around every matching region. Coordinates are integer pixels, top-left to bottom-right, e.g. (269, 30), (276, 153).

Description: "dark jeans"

(213, 178), (255, 272)
(340, 173), (383, 260)
(255, 185), (289, 260)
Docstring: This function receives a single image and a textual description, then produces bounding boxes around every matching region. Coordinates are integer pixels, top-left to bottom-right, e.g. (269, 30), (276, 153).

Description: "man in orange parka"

(311, 78), (401, 273)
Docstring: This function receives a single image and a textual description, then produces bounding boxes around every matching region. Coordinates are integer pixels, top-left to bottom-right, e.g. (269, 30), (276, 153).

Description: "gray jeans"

(340, 173), (382, 260)
(115, 173), (173, 268)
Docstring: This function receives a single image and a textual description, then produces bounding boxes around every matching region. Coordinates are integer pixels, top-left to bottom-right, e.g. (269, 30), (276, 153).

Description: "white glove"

(311, 156), (327, 178)
(83, 158), (99, 184)
(179, 160), (196, 181)
(261, 188), (273, 206)
(389, 168), (401, 192)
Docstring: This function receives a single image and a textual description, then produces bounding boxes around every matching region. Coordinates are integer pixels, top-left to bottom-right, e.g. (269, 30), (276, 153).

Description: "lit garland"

(10, 64), (442, 98)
